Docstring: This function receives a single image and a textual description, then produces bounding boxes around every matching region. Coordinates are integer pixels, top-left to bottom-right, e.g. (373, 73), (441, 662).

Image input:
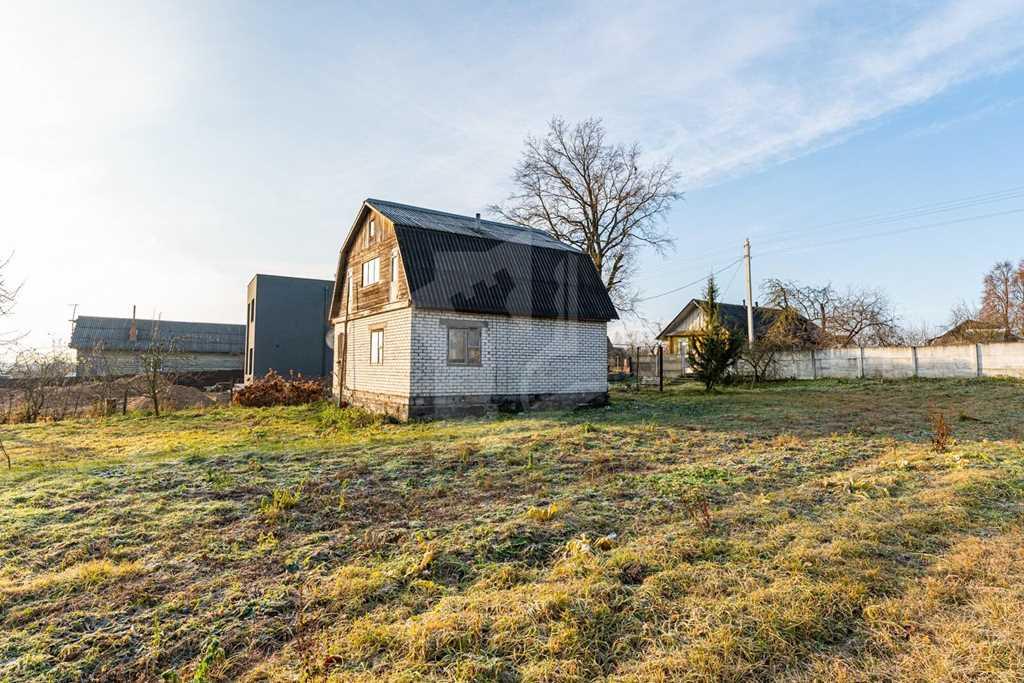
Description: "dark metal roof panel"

(395, 226), (618, 321)
(367, 198), (575, 252)
(69, 316), (245, 354)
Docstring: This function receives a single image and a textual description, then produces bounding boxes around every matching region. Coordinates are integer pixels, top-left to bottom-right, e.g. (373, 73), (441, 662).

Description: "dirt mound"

(127, 385), (214, 412)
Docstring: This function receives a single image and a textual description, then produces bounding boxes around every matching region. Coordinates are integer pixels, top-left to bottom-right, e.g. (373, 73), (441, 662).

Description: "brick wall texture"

(333, 308), (608, 413)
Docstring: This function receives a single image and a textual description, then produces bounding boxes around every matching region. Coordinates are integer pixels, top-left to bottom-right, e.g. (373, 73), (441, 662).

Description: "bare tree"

(0, 253), (23, 348)
(137, 322), (175, 417)
(980, 260), (1024, 335)
(9, 348), (74, 423)
(761, 279), (904, 347)
(83, 341), (123, 416)
(491, 117), (682, 312)
(739, 307), (819, 382)
(0, 255), (15, 463)
(948, 299), (981, 328)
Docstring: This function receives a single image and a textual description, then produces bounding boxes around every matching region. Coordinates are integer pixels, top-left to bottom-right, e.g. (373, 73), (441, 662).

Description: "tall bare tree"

(980, 260), (1024, 334)
(762, 279), (904, 347)
(0, 254), (15, 464)
(491, 117), (681, 312)
(0, 253), (22, 348)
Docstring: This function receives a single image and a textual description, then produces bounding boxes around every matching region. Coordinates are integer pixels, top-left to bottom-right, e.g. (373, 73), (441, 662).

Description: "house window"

(247, 347), (253, 374)
(389, 251), (399, 302)
(367, 219), (376, 244)
(447, 327), (481, 366)
(370, 329), (384, 364)
(362, 258), (379, 286)
(248, 300), (254, 322)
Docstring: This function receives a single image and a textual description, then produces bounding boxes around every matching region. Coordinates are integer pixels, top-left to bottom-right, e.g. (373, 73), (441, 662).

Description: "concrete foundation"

(342, 388), (608, 421)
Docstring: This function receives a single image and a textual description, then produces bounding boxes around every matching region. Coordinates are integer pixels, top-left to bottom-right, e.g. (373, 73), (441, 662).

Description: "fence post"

(635, 347), (641, 392)
(810, 349), (817, 380)
(976, 343), (983, 377)
(858, 346), (865, 379)
(911, 346), (919, 378)
(658, 345), (664, 392)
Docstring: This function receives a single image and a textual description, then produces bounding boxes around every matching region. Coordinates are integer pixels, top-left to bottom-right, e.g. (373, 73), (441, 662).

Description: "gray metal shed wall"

(247, 275), (333, 380)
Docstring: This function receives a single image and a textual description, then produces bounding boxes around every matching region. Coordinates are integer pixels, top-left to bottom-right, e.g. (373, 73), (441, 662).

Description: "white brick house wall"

(409, 310), (607, 397)
(333, 306), (608, 417)
(335, 307), (412, 398)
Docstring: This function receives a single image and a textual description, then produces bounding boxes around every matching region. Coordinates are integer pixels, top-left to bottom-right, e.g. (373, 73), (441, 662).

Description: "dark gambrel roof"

(368, 199), (574, 252)
(69, 316), (245, 354)
(358, 199), (617, 322)
(394, 226), (617, 321)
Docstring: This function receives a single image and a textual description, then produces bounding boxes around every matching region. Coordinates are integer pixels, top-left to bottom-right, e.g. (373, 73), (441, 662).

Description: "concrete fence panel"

(770, 342), (1023, 380)
(914, 345), (978, 378)
(863, 347), (916, 379)
(979, 342), (1024, 378)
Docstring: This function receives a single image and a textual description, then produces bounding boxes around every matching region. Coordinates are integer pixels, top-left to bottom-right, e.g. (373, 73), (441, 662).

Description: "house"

(70, 315), (245, 378)
(245, 274), (334, 382)
(927, 319), (1022, 346)
(608, 338), (631, 374)
(656, 299), (816, 355)
(328, 199), (618, 419)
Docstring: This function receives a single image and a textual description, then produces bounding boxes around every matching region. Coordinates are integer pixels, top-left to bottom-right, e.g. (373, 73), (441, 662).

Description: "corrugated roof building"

(69, 315), (245, 377)
(328, 199), (618, 419)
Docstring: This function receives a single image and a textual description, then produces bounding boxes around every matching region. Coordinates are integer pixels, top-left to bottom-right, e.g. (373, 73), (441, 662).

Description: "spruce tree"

(686, 276), (743, 391)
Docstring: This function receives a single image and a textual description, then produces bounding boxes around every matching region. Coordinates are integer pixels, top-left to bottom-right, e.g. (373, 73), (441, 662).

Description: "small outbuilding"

(244, 274), (334, 382)
(329, 199), (618, 419)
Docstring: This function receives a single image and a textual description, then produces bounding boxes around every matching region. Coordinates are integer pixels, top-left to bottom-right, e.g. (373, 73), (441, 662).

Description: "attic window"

(367, 219), (377, 244)
(362, 258), (380, 286)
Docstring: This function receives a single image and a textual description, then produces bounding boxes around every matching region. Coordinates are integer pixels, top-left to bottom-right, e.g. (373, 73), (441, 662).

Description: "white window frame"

(389, 250), (399, 302)
(361, 257), (380, 287)
(369, 328), (384, 365)
(366, 219), (376, 246)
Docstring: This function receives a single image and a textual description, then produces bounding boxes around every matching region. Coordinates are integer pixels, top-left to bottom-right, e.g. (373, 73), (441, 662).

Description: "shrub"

(316, 403), (384, 431)
(931, 411), (952, 452)
(232, 370), (325, 407)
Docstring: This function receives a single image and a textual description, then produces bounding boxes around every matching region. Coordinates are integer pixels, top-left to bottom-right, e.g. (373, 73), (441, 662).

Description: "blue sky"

(2, 1), (1023, 352)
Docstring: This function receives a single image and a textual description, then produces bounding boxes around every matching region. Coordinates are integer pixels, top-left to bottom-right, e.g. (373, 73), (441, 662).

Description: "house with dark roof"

(69, 315), (245, 377)
(656, 299), (817, 356)
(926, 319), (1022, 346)
(329, 199), (618, 419)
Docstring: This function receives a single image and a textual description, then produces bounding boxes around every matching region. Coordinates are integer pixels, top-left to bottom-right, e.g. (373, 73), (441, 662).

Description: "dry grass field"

(1, 378), (1023, 682)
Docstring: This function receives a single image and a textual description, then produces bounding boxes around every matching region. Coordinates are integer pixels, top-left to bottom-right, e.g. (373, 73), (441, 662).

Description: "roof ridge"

(366, 198), (551, 237)
(75, 316), (244, 328)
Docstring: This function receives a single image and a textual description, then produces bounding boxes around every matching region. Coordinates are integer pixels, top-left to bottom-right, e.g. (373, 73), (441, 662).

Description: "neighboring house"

(656, 299), (816, 355)
(70, 315), (245, 377)
(328, 199), (618, 419)
(608, 338), (631, 374)
(245, 274), (334, 382)
(927, 319), (1022, 346)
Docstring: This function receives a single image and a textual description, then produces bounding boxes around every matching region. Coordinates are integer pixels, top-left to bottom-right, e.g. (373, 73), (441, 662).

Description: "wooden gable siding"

(338, 207), (409, 318)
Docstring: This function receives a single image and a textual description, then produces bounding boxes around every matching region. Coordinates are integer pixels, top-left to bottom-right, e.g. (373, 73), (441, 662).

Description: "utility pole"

(744, 238), (754, 345)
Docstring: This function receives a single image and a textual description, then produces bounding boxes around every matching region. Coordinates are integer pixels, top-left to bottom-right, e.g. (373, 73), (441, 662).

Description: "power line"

(638, 183), (1024, 283)
(757, 206), (1024, 258)
(637, 257), (743, 302)
(754, 186), (1024, 248)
